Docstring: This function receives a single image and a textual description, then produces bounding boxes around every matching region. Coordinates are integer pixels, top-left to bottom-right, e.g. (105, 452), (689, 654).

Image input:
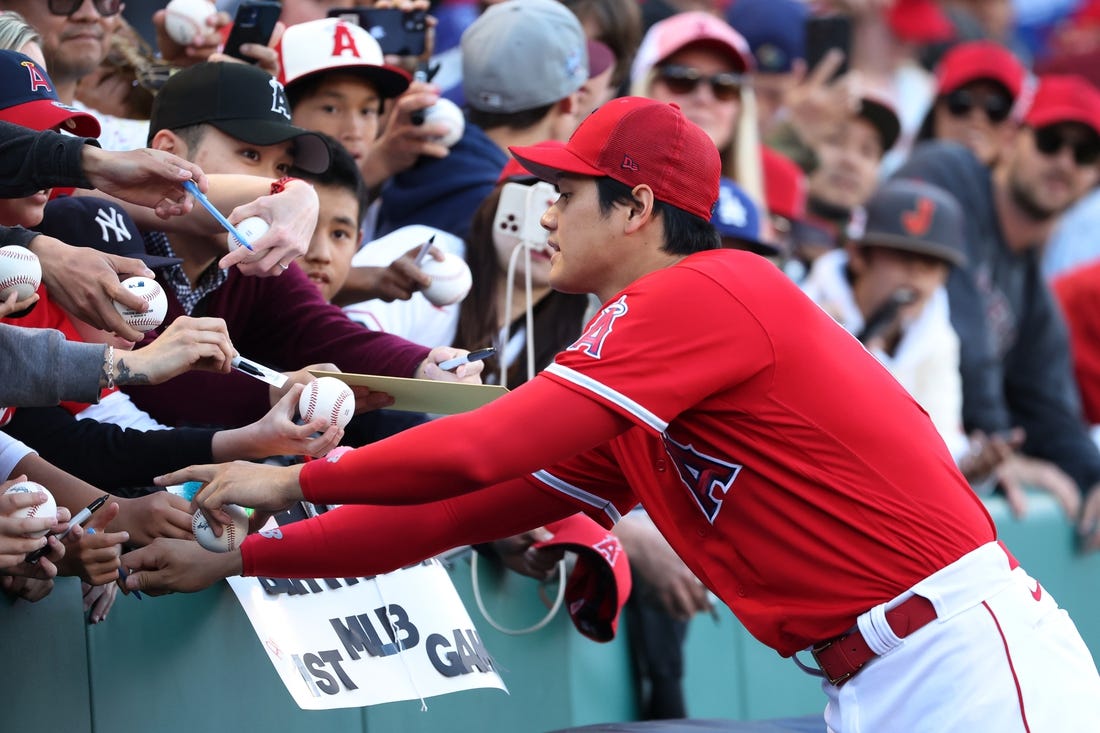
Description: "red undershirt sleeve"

(240, 477), (580, 578)
(299, 376), (632, 506)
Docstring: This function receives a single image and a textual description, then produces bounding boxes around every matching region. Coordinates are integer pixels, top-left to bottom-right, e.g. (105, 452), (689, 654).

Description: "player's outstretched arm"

(80, 146), (208, 219)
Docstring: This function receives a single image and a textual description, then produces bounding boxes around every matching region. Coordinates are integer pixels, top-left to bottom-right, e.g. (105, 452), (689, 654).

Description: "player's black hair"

(596, 178), (720, 255)
(290, 133), (369, 227)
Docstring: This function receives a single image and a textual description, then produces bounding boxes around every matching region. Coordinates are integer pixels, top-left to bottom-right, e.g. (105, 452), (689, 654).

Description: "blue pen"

(182, 180), (255, 252)
(117, 564), (143, 601)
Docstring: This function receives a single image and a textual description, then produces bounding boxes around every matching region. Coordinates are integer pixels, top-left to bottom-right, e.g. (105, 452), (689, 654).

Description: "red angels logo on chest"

(567, 295), (628, 359)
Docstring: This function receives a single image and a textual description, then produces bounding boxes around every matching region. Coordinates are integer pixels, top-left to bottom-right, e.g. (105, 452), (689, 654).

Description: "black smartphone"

(223, 0), (282, 62)
(804, 14), (851, 79)
(327, 7), (428, 57)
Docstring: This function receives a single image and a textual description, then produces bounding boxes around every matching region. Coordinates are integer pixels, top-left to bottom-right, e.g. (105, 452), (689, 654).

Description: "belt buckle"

(811, 638), (855, 687)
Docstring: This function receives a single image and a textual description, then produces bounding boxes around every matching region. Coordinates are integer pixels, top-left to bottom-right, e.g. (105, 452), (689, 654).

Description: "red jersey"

(274, 250), (995, 657)
(530, 250), (994, 655)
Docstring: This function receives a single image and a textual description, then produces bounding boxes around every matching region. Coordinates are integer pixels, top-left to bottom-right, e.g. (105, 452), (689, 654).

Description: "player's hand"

(80, 146), (209, 219)
(220, 383), (344, 461)
(27, 234), (154, 343)
(219, 178), (320, 276)
(121, 537), (242, 596)
(123, 316), (236, 383)
(362, 81), (452, 187)
(488, 528), (564, 581)
(83, 580), (118, 624)
(154, 461), (306, 529)
(152, 8), (232, 67)
(112, 492), (194, 545)
(58, 504), (127, 587)
(614, 513), (713, 621)
(0, 288), (39, 317)
(415, 346), (485, 383)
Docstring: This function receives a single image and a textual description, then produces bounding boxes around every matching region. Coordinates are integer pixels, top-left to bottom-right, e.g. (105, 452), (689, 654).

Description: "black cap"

(148, 62), (331, 174)
(36, 196), (182, 268)
(857, 179), (967, 267)
(858, 93), (901, 154)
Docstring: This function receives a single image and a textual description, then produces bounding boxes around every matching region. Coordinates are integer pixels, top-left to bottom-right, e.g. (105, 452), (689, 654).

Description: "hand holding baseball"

(220, 179), (319, 276)
(153, 461), (306, 530)
(213, 383), (344, 461)
(0, 477), (61, 569)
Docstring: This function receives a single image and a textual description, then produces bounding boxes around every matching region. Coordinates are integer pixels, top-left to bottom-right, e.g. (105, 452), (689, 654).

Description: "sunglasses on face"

(48, 0), (121, 17)
(655, 65), (745, 102)
(1033, 126), (1100, 166)
(943, 88), (1013, 124)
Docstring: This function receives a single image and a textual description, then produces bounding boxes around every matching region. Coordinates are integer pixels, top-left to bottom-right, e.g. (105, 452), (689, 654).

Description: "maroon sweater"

(123, 263), (429, 428)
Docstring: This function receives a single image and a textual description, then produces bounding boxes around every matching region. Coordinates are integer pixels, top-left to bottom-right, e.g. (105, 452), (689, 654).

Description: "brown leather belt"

(811, 594), (938, 687)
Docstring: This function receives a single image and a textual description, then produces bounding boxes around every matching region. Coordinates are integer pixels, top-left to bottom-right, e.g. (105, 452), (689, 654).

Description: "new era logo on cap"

(621, 155), (639, 172)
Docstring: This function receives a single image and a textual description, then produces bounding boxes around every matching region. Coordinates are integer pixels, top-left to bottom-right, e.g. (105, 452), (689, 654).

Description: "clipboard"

(308, 370), (508, 415)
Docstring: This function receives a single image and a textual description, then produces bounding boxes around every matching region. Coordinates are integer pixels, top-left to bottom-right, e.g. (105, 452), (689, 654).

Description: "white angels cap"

(276, 18), (411, 99)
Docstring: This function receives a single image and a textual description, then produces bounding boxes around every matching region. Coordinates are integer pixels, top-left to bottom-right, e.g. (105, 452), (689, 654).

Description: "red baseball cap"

(1025, 74), (1100, 137)
(761, 146), (806, 222)
(887, 0), (955, 44)
(935, 41), (1025, 99)
(0, 51), (100, 137)
(510, 97), (721, 221)
(533, 514), (632, 642)
(498, 140), (564, 183)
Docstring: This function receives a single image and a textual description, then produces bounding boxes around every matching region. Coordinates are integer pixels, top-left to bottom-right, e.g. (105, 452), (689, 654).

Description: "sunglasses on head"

(48, 0), (121, 17)
(943, 88), (1013, 123)
(655, 65), (745, 102)
(1033, 125), (1100, 166)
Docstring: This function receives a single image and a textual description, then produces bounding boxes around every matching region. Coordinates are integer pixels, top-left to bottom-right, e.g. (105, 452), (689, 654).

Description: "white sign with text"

(226, 559), (507, 710)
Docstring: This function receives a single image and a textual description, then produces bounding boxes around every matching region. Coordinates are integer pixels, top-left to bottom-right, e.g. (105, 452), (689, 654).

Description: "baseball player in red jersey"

(125, 98), (1100, 731)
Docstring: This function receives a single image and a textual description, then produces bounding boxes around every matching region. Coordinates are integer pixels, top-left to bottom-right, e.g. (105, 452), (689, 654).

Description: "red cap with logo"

(1025, 74), (1100, 136)
(533, 514), (632, 642)
(0, 51), (100, 136)
(510, 97), (721, 221)
(935, 41), (1026, 99)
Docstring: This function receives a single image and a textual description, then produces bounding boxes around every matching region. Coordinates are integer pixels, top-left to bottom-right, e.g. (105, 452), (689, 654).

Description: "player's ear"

(624, 185), (655, 233)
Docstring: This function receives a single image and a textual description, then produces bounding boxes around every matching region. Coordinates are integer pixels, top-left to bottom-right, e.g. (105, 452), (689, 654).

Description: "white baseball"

(164, 0), (218, 46)
(421, 98), (465, 148)
(0, 245), (42, 301)
(3, 482), (57, 538)
(421, 252), (472, 306)
(298, 376), (355, 429)
(228, 216), (270, 252)
(192, 504), (250, 553)
(113, 276), (168, 333)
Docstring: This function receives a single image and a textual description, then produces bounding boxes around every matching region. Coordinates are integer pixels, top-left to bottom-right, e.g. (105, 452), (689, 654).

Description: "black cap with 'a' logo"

(856, 179), (967, 268)
(148, 62), (330, 174)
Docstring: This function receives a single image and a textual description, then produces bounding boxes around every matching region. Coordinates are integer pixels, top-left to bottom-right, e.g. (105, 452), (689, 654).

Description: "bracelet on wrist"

(104, 344), (116, 389)
(270, 176), (301, 195)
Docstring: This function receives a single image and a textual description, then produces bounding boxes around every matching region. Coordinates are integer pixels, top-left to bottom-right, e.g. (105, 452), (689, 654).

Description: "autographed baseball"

(164, 0), (217, 46)
(421, 98), (465, 148)
(113, 276), (168, 332)
(0, 245), (41, 301)
(421, 252), (472, 306)
(3, 482), (57, 538)
(228, 216), (270, 252)
(192, 504), (250, 553)
(298, 376), (355, 429)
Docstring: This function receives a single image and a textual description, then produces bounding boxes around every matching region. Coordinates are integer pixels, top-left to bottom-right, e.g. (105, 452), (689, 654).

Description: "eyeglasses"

(1033, 126), (1100, 166)
(655, 65), (745, 102)
(48, 0), (121, 17)
(943, 88), (1013, 124)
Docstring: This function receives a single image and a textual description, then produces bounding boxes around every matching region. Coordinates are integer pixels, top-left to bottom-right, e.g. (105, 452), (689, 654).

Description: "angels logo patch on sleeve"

(663, 435), (742, 524)
(568, 295), (628, 359)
